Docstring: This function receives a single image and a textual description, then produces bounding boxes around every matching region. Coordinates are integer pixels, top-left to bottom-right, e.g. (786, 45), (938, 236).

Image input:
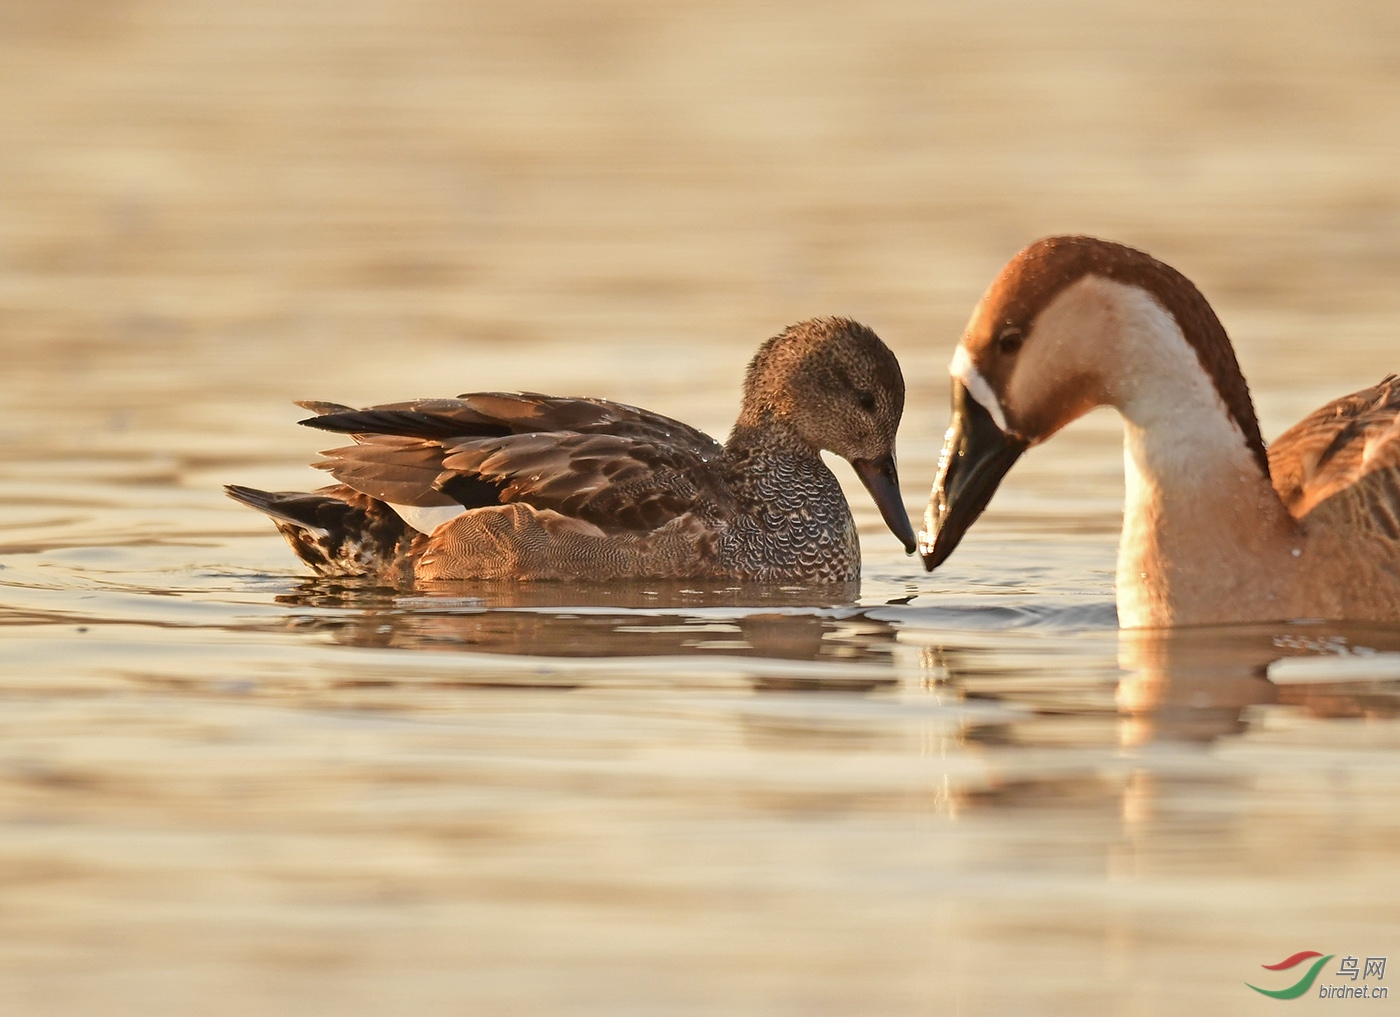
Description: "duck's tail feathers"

(225, 484), (411, 578)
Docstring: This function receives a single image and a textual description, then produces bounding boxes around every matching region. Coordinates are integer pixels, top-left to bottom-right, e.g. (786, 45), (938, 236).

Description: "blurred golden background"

(6, 0), (1400, 421)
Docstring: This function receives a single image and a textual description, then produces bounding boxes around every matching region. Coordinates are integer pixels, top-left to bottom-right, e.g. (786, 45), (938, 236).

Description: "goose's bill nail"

(920, 380), (1028, 571)
(852, 454), (918, 555)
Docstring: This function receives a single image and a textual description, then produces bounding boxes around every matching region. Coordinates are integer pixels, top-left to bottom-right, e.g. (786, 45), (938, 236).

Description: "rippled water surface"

(4, 1), (1400, 1013)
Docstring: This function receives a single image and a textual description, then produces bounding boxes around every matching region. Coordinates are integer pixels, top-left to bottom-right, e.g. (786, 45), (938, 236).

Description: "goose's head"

(919, 235), (1257, 570)
(740, 317), (917, 554)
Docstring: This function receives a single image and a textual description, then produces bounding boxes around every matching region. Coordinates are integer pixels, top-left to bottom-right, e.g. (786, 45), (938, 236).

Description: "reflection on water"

(1118, 624), (1400, 743)
(6, 534), (1400, 1016)
(276, 579), (895, 669)
(12, 532), (1399, 1015)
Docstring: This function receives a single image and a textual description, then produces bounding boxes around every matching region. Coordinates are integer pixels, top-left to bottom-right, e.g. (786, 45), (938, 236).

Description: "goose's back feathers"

(1269, 376), (1400, 526)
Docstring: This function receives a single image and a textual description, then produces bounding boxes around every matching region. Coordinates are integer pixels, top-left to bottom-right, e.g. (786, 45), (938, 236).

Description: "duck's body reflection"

(276, 579), (896, 677)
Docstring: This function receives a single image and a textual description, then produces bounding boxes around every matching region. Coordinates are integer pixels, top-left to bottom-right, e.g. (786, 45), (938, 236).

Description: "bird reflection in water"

(914, 621), (1400, 824)
(1118, 623), (1400, 744)
(273, 578), (898, 688)
(271, 574), (1400, 825)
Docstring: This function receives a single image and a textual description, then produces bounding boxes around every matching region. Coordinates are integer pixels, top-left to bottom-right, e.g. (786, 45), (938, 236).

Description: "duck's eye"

(856, 390), (877, 412)
(996, 326), (1023, 356)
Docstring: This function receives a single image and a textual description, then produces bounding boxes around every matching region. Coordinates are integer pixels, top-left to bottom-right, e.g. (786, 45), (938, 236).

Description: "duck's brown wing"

(1268, 376), (1400, 536)
(299, 393), (722, 448)
(300, 393), (732, 530)
(439, 431), (730, 530)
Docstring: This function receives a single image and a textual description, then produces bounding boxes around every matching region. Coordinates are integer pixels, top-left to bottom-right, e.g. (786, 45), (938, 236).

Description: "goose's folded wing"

(1269, 376), (1400, 536)
(1295, 464), (1400, 543)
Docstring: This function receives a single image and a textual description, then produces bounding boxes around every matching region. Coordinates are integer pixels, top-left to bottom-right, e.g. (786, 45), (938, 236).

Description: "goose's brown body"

(229, 318), (917, 584)
(1264, 376), (1400, 621)
(921, 236), (1400, 627)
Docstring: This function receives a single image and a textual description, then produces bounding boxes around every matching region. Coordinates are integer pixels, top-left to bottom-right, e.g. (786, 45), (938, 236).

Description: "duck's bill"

(919, 380), (1029, 571)
(852, 455), (918, 554)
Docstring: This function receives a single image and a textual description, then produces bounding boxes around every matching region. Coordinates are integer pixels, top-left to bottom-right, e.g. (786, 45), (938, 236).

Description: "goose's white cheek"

(949, 346), (1010, 432)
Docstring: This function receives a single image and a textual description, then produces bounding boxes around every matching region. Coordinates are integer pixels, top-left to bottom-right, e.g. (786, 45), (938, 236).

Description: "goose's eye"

(996, 326), (1023, 356)
(856, 390), (877, 413)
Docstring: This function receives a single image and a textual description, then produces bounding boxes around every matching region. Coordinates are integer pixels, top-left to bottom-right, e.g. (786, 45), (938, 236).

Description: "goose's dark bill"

(851, 455), (918, 554)
(919, 380), (1029, 570)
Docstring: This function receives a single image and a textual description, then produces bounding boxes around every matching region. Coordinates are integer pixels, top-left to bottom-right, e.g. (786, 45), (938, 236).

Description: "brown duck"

(921, 235), (1400, 627)
(228, 317), (917, 584)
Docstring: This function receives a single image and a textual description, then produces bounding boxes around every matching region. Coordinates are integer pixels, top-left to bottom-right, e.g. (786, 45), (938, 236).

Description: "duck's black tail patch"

(225, 484), (411, 578)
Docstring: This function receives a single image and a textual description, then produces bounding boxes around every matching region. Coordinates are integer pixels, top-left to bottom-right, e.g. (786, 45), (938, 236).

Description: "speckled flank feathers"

(228, 317), (914, 584)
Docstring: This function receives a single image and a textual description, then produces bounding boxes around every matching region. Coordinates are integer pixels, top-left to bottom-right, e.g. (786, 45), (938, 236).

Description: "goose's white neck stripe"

(949, 345), (1010, 432)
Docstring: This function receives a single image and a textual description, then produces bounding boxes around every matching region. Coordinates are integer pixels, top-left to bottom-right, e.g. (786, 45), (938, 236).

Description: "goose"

(920, 235), (1400, 627)
(228, 317), (918, 584)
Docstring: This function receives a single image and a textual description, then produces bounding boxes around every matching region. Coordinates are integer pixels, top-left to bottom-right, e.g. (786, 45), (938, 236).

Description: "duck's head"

(919, 235), (1261, 571)
(740, 317), (917, 554)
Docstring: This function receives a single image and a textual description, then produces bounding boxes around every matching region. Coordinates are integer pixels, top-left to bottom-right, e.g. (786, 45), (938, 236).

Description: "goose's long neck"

(1106, 285), (1298, 626)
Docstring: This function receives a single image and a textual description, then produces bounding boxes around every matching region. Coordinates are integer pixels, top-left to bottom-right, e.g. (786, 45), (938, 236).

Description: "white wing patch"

(949, 345), (1010, 433)
(388, 502), (468, 535)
